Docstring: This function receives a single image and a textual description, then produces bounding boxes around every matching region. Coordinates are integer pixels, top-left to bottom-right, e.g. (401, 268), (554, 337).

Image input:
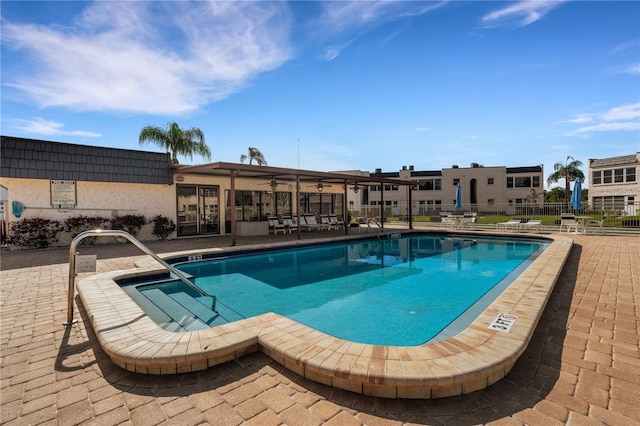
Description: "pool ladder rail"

(64, 229), (215, 325)
(366, 218), (392, 239)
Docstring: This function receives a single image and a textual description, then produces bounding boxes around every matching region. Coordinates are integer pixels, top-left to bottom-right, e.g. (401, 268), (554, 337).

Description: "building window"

(593, 168), (637, 185)
(453, 178), (460, 185)
(417, 179), (441, 191)
(532, 176), (540, 187)
(593, 173), (602, 185)
(626, 167), (636, 182)
(487, 178), (494, 185)
(592, 196), (625, 210)
(507, 176), (540, 188)
(615, 168), (624, 183)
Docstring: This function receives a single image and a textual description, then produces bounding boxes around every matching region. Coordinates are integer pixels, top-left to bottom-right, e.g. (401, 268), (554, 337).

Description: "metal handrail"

(366, 218), (389, 239)
(65, 229), (212, 325)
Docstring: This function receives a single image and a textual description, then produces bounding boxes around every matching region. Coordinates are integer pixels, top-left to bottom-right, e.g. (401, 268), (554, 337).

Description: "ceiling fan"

(258, 178), (290, 192)
(315, 182), (332, 192)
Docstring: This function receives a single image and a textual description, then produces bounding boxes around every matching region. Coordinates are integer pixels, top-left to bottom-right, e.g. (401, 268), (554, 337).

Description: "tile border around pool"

(77, 232), (573, 399)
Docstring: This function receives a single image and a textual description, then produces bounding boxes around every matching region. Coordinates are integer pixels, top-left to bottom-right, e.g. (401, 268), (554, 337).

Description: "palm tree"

(239, 147), (267, 166)
(139, 122), (210, 164)
(524, 188), (541, 218)
(547, 155), (584, 209)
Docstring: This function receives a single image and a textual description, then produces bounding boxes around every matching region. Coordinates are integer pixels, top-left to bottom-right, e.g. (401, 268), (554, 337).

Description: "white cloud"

(563, 103), (640, 136)
(11, 117), (102, 137)
(319, 1), (446, 34)
(623, 64), (640, 74)
(315, 1), (446, 61)
(415, 127), (430, 132)
(1, 1), (292, 115)
(481, 1), (566, 28)
(602, 103), (640, 122)
(610, 40), (639, 56)
(322, 39), (355, 61)
(561, 113), (594, 124)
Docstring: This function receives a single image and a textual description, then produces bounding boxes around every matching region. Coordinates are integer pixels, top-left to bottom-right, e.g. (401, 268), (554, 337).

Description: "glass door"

(177, 185), (219, 236)
(200, 186), (219, 234)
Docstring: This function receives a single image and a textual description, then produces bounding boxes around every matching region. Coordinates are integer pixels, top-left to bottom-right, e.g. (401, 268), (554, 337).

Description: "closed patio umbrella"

(571, 179), (583, 210)
(454, 182), (462, 210)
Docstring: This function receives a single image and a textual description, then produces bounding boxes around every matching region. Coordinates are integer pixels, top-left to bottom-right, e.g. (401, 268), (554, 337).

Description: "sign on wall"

(51, 180), (76, 209)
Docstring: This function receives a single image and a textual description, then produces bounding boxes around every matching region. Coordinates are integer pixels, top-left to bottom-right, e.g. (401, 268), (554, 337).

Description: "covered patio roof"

(173, 162), (414, 187)
(173, 162), (417, 245)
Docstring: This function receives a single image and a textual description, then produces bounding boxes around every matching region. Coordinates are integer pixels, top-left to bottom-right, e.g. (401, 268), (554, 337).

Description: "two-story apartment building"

(363, 163), (544, 216)
(588, 153), (639, 215)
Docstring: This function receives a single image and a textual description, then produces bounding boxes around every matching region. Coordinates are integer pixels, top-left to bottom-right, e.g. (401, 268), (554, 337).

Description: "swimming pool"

(122, 234), (547, 346)
(78, 231), (572, 398)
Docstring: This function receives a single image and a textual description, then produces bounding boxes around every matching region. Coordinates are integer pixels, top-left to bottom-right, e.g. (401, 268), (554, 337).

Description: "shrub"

(9, 217), (65, 249)
(64, 215), (110, 245)
(109, 214), (147, 237)
(151, 215), (176, 240)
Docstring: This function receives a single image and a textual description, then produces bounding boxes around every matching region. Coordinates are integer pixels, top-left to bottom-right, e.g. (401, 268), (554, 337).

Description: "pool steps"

(77, 232), (573, 399)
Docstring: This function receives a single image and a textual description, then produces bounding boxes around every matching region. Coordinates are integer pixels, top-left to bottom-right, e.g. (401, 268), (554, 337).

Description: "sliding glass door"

(176, 185), (220, 236)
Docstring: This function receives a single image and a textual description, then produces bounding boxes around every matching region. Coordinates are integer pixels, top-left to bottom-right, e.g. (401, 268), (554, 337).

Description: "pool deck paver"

(1, 231), (639, 425)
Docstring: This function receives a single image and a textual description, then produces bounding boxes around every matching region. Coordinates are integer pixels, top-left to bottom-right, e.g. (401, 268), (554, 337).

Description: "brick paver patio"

(1, 233), (639, 425)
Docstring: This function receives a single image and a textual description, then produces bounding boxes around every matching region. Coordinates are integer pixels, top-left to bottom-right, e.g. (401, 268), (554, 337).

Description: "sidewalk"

(1, 233), (639, 425)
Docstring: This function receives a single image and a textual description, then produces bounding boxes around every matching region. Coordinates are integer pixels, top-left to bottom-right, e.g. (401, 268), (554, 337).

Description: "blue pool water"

(123, 234), (547, 346)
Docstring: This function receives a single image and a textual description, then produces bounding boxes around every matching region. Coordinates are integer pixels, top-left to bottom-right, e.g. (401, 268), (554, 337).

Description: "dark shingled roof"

(1, 136), (173, 184)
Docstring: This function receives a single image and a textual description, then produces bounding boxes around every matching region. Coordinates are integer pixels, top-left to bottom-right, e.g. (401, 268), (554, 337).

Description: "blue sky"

(2, 1), (639, 189)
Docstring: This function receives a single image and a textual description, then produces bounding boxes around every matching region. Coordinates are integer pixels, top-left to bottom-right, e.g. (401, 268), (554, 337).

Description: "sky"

(2, 1), (639, 190)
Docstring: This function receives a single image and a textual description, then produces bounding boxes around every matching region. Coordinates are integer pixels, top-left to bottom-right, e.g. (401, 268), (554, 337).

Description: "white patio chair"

(329, 215), (345, 229)
(559, 214), (582, 233)
(281, 216), (298, 234)
(586, 214), (607, 234)
(268, 216), (286, 234)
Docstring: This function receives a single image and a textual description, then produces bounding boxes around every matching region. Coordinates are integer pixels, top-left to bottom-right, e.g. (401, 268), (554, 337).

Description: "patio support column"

(230, 170), (238, 246)
(296, 175), (301, 239)
(408, 184), (413, 230)
(380, 181), (384, 229)
(343, 180), (349, 235)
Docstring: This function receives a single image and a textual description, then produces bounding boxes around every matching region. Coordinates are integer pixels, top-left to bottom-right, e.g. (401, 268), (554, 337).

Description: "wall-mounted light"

(352, 184), (359, 194)
(316, 183), (324, 192)
(175, 175), (185, 182)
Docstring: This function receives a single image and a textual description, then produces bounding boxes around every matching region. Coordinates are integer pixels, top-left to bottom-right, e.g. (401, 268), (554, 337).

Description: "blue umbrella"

(454, 182), (462, 210)
(571, 179), (583, 210)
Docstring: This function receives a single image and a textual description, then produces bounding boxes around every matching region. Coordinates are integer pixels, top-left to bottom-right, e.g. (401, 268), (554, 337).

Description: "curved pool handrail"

(366, 218), (389, 239)
(65, 229), (212, 325)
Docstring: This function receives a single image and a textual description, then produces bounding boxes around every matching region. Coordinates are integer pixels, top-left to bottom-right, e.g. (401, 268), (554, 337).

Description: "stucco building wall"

(1, 177), (176, 244)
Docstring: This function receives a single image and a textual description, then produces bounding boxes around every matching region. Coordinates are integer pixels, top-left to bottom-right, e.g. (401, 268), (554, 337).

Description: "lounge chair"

(301, 214), (323, 231)
(519, 219), (542, 232)
(496, 219), (521, 230)
(268, 216), (286, 234)
(559, 214), (582, 233)
(329, 215), (345, 229)
(281, 216), (298, 233)
(319, 215), (334, 230)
